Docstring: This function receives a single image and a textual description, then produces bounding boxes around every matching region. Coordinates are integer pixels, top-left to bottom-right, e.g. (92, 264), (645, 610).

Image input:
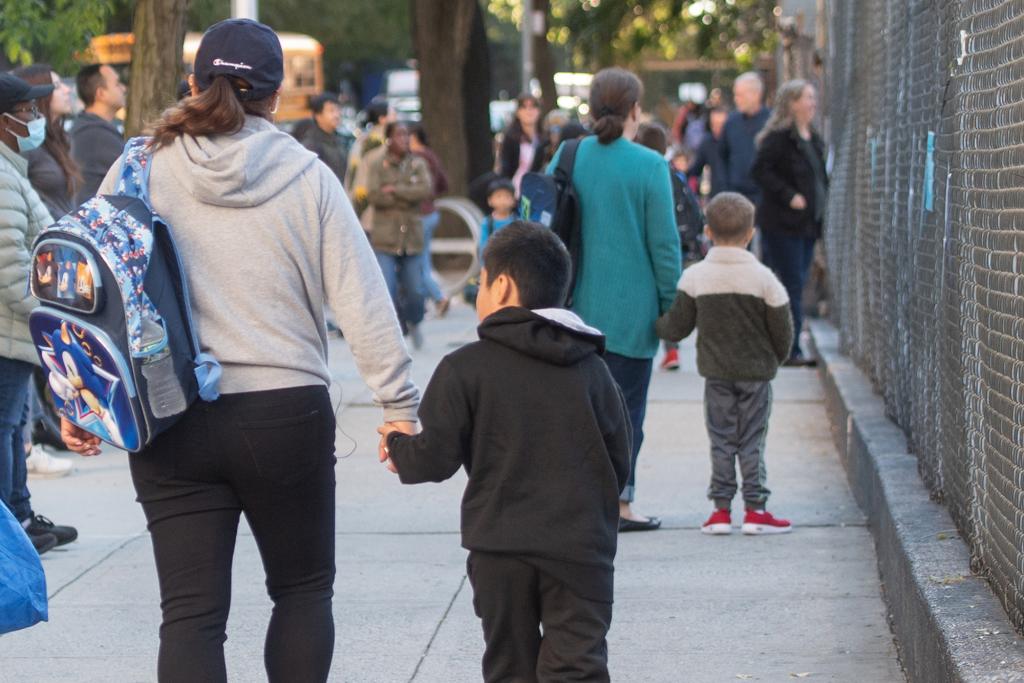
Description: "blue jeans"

(0, 357), (34, 522)
(419, 211), (444, 302)
(760, 232), (816, 357)
(603, 352), (653, 503)
(375, 252), (426, 327)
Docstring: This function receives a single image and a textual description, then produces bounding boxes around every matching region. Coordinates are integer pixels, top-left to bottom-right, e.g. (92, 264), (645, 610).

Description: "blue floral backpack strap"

(113, 137), (222, 402)
(193, 354), (221, 401)
(115, 137), (155, 208)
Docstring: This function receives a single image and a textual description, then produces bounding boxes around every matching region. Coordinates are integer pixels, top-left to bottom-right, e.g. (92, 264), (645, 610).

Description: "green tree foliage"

(0, 0), (118, 72)
(489, 0), (778, 70)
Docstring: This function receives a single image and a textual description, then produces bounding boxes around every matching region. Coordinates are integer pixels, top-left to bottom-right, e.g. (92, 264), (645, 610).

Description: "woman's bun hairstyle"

(589, 67), (643, 144)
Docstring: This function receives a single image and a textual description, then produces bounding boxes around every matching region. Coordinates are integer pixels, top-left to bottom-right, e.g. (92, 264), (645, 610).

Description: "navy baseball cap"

(193, 19), (283, 101)
(0, 73), (54, 115)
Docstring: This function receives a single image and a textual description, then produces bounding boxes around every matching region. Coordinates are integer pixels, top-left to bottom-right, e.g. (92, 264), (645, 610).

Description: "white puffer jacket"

(0, 142), (53, 365)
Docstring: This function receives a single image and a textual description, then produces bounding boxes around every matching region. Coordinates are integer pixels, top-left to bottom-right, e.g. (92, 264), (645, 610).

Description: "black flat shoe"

(783, 354), (818, 368)
(619, 516), (662, 532)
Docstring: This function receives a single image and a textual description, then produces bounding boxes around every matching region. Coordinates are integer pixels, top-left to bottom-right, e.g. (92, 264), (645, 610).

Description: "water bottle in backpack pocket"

(28, 137), (220, 453)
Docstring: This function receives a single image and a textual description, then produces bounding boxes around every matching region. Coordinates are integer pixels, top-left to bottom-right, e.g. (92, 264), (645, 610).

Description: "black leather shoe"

(25, 515), (77, 546)
(783, 353), (818, 368)
(28, 530), (57, 555)
(619, 516), (662, 532)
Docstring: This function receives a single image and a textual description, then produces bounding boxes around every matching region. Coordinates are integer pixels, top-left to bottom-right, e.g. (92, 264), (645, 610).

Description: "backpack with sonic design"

(28, 137), (220, 453)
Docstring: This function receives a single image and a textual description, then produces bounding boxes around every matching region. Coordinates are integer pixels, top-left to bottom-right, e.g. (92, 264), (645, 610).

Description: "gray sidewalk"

(0, 303), (904, 682)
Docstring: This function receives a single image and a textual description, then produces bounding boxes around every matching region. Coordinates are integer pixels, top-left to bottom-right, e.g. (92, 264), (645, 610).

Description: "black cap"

(0, 73), (55, 115)
(193, 19), (283, 101)
(487, 177), (516, 197)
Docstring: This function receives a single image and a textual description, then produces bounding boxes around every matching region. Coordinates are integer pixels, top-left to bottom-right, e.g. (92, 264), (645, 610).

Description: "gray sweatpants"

(703, 379), (773, 509)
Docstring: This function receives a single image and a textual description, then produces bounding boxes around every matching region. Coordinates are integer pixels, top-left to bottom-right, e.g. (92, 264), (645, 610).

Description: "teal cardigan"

(549, 136), (681, 359)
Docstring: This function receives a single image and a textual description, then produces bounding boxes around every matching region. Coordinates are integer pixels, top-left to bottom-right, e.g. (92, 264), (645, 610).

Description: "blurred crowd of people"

(1, 13), (830, 677)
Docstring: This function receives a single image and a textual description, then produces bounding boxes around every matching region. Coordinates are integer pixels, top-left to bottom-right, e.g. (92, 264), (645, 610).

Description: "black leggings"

(129, 385), (337, 683)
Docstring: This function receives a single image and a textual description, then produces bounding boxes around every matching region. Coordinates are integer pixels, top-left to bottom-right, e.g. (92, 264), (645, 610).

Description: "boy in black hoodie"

(379, 222), (631, 683)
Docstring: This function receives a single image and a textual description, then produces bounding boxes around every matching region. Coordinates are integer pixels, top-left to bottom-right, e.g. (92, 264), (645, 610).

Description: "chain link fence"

(823, 0), (1024, 631)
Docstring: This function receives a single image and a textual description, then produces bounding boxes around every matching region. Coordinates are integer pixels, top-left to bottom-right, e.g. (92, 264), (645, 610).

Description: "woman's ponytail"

(149, 76), (274, 149)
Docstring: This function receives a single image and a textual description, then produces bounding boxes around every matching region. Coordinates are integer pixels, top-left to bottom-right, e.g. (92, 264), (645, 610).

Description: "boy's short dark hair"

(482, 221), (571, 309)
(486, 177), (516, 198)
(310, 92), (339, 115)
(76, 64), (105, 107)
(704, 192), (755, 243)
(365, 96), (390, 125)
(634, 122), (668, 155)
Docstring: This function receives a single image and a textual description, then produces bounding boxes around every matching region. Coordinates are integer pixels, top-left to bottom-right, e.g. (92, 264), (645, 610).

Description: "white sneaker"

(26, 445), (73, 479)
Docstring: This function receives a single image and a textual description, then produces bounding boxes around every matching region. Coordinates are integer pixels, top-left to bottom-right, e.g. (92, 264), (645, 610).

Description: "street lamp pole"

(231, 0), (258, 20)
(522, 0), (534, 94)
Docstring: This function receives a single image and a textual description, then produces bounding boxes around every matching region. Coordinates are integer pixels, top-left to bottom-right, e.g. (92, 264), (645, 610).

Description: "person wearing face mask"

(11, 65), (81, 219)
(10, 64), (82, 479)
(0, 73), (78, 555)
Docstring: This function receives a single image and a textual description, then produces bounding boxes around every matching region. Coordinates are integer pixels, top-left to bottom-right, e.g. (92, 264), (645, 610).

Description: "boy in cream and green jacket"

(656, 192), (795, 535)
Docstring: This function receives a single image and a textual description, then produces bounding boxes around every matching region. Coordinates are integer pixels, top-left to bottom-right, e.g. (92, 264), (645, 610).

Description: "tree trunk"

(412, 0), (476, 195)
(462, 1), (493, 185)
(125, 0), (189, 138)
(532, 0), (557, 117)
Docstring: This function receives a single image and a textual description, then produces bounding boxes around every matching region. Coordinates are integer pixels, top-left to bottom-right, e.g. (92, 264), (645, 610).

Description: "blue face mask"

(15, 116), (47, 153)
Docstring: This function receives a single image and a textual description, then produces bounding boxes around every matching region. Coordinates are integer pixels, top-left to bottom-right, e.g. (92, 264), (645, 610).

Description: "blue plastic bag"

(0, 503), (48, 634)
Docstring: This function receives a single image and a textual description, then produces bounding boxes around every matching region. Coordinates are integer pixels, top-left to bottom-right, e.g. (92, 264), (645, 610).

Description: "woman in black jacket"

(751, 79), (827, 365)
(497, 93), (541, 194)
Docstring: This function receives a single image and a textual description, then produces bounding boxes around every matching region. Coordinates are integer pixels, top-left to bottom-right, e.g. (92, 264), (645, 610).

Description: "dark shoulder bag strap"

(555, 138), (582, 180)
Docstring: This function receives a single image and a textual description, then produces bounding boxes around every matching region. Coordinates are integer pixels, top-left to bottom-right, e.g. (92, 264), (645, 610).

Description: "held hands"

(60, 417), (102, 456)
(790, 193), (808, 210)
(377, 421), (417, 474)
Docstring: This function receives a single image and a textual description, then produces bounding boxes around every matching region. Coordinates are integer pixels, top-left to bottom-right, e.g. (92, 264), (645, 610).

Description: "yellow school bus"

(87, 31), (324, 122)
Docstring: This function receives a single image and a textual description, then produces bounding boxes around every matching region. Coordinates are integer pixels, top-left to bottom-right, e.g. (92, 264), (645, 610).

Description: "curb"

(808, 320), (1024, 683)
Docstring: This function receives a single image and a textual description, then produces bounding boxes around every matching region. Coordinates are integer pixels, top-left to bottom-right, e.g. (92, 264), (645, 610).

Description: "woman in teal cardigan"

(550, 68), (681, 531)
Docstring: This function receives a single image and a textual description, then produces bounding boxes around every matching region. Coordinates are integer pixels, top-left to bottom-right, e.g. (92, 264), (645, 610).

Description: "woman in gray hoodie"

(61, 19), (419, 683)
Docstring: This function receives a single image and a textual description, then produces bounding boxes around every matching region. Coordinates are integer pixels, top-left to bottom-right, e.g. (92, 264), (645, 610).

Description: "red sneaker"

(742, 509), (792, 535)
(701, 509), (732, 535)
(660, 348), (680, 371)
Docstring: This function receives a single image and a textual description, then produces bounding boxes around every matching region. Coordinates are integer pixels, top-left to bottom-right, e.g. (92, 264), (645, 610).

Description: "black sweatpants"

(467, 551), (612, 683)
(129, 385), (337, 683)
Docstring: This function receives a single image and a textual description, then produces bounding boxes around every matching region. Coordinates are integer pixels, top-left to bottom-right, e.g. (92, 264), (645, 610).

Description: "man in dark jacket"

(380, 222), (631, 683)
(70, 64), (125, 204)
(720, 72), (770, 204)
(301, 92), (347, 181)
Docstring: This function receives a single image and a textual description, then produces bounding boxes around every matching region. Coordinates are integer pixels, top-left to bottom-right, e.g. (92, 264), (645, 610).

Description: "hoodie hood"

(477, 307), (605, 366)
(170, 115), (318, 208)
